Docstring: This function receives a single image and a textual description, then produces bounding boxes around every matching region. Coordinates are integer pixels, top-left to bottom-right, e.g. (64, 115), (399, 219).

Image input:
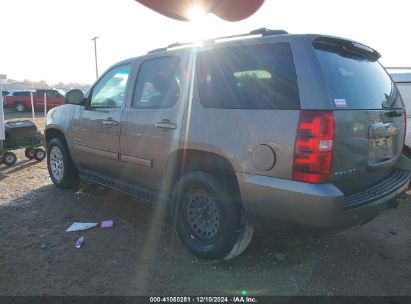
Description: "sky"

(1, 0), (411, 85)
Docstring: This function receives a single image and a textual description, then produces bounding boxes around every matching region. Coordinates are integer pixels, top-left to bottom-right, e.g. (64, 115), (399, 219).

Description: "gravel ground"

(1, 111), (411, 296)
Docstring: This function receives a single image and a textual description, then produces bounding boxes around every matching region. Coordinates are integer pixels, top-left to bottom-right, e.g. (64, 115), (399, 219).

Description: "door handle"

(154, 119), (177, 130)
(102, 118), (118, 127)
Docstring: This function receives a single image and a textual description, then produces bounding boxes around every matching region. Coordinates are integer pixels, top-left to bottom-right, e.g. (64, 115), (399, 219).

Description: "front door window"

(90, 64), (131, 108)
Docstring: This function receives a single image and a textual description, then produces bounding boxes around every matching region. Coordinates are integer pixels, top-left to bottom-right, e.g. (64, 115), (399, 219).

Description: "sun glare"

(185, 6), (214, 41)
(187, 6), (206, 21)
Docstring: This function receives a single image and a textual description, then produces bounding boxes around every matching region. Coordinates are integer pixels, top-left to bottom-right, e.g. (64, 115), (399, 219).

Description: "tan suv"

(45, 29), (411, 260)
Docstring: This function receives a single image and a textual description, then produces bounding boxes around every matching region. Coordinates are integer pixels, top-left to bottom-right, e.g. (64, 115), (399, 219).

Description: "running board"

(79, 170), (169, 205)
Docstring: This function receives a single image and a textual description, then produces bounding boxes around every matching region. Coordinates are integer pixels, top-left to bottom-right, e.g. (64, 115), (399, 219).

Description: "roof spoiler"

(312, 37), (381, 61)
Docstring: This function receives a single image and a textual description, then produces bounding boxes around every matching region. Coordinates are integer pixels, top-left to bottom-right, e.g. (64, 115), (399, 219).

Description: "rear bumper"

(237, 163), (410, 231)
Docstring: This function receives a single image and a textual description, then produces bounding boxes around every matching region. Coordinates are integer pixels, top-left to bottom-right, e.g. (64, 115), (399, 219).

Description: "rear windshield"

(315, 48), (402, 109)
(196, 43), (300, 110)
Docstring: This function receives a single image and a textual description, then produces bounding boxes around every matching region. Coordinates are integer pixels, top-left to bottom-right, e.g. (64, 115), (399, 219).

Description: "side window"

(133, 57), (180, 109)
(36, 90), (46, 97)
(196, 43), (300, 109)
(47, 90), (58, 97)
(90, 64), (131, 108)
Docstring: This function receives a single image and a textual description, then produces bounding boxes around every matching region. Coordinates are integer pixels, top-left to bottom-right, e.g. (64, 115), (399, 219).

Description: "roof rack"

(385, 67), (411, 70)
(147, 28), (288, 54)
(147, 42), (194, 54)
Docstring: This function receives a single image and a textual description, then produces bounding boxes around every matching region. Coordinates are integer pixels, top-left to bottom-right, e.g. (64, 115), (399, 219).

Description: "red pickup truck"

(4, 89), (66, 112)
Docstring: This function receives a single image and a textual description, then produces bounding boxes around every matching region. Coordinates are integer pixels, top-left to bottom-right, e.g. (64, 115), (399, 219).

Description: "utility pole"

(91, 36), (99, 79)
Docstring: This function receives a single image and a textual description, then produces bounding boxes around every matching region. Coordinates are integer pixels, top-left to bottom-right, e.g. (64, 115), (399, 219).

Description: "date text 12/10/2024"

(149, 296), (258, 303)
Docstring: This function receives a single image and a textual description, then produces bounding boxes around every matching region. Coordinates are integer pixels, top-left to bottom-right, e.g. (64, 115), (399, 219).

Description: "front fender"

(45, 104), (80, 150)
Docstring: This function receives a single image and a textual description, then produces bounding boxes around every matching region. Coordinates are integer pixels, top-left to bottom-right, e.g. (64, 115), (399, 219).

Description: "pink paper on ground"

(101, 220), (113, 228)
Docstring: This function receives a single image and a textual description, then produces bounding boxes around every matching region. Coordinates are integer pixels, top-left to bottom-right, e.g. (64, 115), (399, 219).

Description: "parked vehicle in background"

(45, 29), (411, 260)
(389, 70), (411, 156)
(4, 89), (65, 112)
(1, 90), (10, 106)
(2, 90), (33, 107)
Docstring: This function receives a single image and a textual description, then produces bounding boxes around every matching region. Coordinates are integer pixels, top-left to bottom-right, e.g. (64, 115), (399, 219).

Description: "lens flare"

(187, 6), (206, 21)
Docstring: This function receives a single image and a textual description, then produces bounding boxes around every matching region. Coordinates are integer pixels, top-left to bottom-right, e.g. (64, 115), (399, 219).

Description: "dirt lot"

(1, 111), (411, 296)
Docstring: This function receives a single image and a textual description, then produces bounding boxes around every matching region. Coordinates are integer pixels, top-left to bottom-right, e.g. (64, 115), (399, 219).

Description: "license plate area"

(368, 137), (394, 165)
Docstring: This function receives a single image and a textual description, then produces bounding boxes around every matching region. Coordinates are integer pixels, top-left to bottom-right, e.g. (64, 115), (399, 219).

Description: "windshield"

(315, 48), (403, 109)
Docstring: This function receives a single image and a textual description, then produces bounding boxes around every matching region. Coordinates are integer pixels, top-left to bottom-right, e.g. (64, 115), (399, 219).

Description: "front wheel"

(47, 138), (79, 188)
(171, 171), (253, 260)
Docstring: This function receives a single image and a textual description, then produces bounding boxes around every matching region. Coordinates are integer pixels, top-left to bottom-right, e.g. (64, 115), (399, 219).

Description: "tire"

(3, 152), (17, 166)
(33, 148), (46, 161)
(171, 171), (253, 260)
(402, 146), (411, 159)
(402, 147), (411, 189)
(47, 137), (79, 188)
(25, 148), (35, 159)
(15, 103), (26, 112)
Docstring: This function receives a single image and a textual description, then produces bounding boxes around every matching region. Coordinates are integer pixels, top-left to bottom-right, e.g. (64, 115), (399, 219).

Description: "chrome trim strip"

(74, 143), (118, 160)
(120, 153), (153, 168)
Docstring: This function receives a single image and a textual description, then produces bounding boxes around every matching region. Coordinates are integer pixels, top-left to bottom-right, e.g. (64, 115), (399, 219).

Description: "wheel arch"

(44, 127), (67, 149)
(165, 149), (242, 204)
(14, 101), (26, 109)
(46, 127), (80, 189)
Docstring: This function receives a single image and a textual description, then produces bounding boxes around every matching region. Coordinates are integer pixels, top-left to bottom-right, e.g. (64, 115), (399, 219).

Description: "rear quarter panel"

(183, 36), (333, 179)
(4, 96), (26, 108)
(4, 96), (13, 107)
(183, 103), (299, 179)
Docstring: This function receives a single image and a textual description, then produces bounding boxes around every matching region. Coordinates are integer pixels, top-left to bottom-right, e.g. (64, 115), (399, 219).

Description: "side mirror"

(65, 89), (85, 105)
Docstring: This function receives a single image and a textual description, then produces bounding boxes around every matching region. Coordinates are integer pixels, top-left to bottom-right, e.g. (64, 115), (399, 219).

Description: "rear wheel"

(402, 146), (411, 159)
(33, 148), (46, 161)
(47, 138), (79, 188)
(171, 171), (253, 260)
(402, 147), (411, 189)
(15, 103), (26, 112)
(25, 148), (35, 160)
(3, 152), (17, 166)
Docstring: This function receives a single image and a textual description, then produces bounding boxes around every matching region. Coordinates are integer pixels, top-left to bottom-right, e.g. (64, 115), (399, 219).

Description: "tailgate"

(313, 38), (406, 195)
(332, 109), (405, 195)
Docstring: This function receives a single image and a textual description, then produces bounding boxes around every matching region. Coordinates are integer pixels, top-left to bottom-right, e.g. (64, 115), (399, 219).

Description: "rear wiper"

(384, 109), (404, 117)
(381, 102), (390, 109)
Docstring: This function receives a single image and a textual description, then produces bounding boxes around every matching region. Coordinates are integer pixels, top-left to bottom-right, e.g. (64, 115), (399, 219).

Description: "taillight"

(404, 111), (407, 147)
(293, 111), (334, 183)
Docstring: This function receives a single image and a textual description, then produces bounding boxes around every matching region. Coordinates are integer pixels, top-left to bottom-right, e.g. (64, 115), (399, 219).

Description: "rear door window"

(315, 48), (402, 109)
(133, 57), (181, 109)
(196, 43), (300, 109)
